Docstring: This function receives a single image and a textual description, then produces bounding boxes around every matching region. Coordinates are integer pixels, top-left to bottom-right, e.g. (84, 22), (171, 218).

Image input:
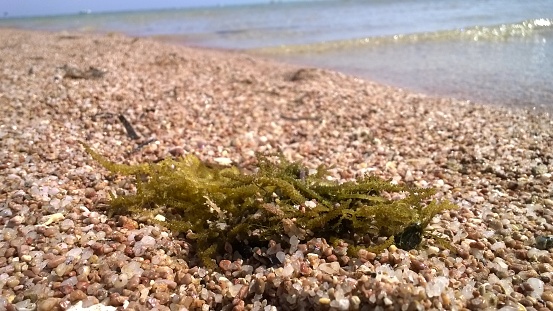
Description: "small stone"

(219, 260), (232, 271)
(526, 278), (545, 298)
(276, 251), (285, 263)
(411, 259), (428, 272)
(81, 297), (102, 309)
(126, 275), (140, 290)
(3, 228), (16, 240)
(427, 246), (440, 256)
(543, 291), (553, 302)
(60, 219), (74, 231)
(154, 292), (171, 305)
(537, 263), (553, 273)
(109, 293), (128, 306)
(229, 284), (243, 297)
(84, 188), (96, 198)
(121, 261), (144, 278)
(9, 215), (25, 225)
(318, 262), (340, 275)
(237, 285), (249, 300)
(40, 213), (65, 226)
(250, 279), (266, 295)
(319, 298), (331, 305)
(76, 281), (89, 292)
(6, 276), (20, 288)
(330, 298), (350, 310)
(169, 147), (185, 157)
(469, 241), (486, 250)
(37, 298), (60, 311)
(536, 236), (553, 250)
(282, 264), (294, 277)
(68, 289), (87, 302)
(350, 296), (360, 308)
(365, 252), (377, 261)
(213, 157), (232, 166)
(43, 227), (58, 237)
(47, 256), (66, 269)
(520, 297), (535, 307)
(326, 254), (338, 262)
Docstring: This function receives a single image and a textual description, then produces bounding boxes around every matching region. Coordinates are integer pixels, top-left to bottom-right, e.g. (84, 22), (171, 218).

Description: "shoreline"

(1, 28), (553, 310)
(3, 24), (553, 114)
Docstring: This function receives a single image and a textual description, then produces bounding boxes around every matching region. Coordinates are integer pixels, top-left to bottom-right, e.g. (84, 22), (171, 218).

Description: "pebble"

(47, 256), (66, 269)
(319, 297), (331, 305)
(318, 262), (340, 275)
(37, 298), (60, 311)
(84, 188), (96, 198)
(542, 291), (553, 302)
(330, 298), (350, 310)
(68, 289), (87, 302)
(6, 276), (20, 288)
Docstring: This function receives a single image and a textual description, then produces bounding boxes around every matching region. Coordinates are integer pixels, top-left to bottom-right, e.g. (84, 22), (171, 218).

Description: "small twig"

(118, 114), (140, 140)
(91, 112), (116, 121)
(280, 114), (321, 122)
(128, 138), (158, 155)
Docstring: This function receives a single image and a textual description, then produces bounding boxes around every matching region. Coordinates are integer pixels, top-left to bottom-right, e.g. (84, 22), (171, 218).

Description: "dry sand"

(1, 28), (553, 311)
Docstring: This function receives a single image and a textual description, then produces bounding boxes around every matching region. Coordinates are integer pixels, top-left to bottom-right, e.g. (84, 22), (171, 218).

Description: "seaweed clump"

(82, 143), (456, 265)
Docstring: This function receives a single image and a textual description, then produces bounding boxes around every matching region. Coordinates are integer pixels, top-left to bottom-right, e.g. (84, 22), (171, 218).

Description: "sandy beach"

(1, 28), (552, 311)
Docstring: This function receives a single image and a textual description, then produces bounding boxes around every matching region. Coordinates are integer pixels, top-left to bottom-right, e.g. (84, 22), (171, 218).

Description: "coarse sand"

(1, 28), (553, 311)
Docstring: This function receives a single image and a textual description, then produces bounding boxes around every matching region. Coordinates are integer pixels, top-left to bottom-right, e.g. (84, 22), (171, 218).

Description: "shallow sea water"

(264, 25), (553, 109)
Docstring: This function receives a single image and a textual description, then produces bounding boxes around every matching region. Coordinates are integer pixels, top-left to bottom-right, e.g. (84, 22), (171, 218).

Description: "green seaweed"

(82, 143), (456, 265)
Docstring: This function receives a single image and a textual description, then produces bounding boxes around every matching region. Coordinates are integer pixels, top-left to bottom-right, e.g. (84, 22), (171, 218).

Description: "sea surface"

(2, 0), (553, 110)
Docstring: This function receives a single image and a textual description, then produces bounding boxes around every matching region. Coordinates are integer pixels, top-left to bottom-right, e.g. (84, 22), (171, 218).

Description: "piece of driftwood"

(117, 114), (140, 140)
(60, 64), (106, 79)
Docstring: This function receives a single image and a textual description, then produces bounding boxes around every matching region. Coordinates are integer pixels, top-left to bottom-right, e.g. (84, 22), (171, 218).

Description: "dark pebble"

(411, 259), (428, 272)
(510, 263), (526, 273)
(134, 234), (144, 242)
(469, 241), (486, 250)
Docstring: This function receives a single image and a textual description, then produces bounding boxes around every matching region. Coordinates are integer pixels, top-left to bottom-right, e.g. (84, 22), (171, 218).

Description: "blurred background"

(1, 0), (552, 110)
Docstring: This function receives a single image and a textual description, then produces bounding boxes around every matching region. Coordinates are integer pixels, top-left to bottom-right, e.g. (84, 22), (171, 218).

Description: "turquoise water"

(2, 0), (553, 109)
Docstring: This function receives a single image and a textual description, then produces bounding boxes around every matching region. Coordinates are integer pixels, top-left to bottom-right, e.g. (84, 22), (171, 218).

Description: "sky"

(0, 1), (270, 18)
